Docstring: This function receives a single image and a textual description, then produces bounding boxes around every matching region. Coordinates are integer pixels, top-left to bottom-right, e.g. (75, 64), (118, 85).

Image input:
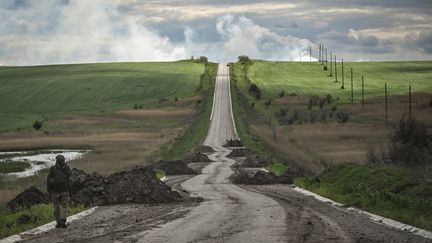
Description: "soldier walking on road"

(47, 155), (71, 228)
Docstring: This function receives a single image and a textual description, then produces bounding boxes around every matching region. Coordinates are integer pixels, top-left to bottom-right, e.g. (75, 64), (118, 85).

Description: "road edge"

(293, 186), (432, 240)
(0, 206), (98, 243)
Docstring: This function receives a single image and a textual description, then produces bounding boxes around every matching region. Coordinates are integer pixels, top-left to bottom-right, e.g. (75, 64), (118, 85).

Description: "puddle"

(0, 150), (89, 178)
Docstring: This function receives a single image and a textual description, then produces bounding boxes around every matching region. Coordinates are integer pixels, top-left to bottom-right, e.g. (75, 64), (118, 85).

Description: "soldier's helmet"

(55, 155), (66, 164)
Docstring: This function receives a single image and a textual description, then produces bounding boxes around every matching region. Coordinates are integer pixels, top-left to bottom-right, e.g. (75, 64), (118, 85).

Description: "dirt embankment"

(151, 160), (197, 175)
(229, 148), (298, 185)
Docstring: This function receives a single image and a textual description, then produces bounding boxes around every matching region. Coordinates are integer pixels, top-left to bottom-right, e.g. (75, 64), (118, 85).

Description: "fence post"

(341, 59), (345, 89)
(385, 82), (388, 122)
(361, 75), (365, 110)
(325, 48), (328, 68)
(409, 85), (412, 122)
(309, 46), (312, 62)
(351, 68), (354, 103)
(334, 55), (338, 82)
(329, 51), (333, 77)
(319, 44), (321, 62)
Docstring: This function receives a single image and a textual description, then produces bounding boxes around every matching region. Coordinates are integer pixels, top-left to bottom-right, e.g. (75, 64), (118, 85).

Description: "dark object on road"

(151, 160), (197, 175)
(7, 187), (50, 211)
(70, 167), (182, 207)
(184, 152), (212, 163)
(227, 148), (251, 158)
(223, 139), (244, 147)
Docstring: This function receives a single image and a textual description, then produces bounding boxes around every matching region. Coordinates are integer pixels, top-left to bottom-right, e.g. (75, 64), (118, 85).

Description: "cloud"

(404, 30), (432, 54)
(0, 0), (187, 65)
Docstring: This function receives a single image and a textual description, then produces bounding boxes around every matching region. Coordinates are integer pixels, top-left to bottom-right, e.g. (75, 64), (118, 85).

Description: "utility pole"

(329, 51), (333, 77)
(385, 82), (388, 122)
(334, 55), (338, 82)
(325, 48), (328, 68)
(309, 46), (312, 62)
(341, 59), (344, 89)
(409, 85), (412, 122)
(350, 68), (354, 103)
(362, 75), (365, 110)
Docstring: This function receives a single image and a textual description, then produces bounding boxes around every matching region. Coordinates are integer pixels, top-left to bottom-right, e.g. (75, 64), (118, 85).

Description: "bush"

(264, 99), (272, 108)
(278, 90), (285, 98)
(198, 56), (208, 64)
(238, 56), (252, 65)
(335, 111), (349, 123)
(134, 104), (139, 109)
(174, 97), (178, 102)
(389, 116), (432, 166)
(323, 66), (328, 71)
(32, 121), (42, 131)
(249, 83), (262, 100)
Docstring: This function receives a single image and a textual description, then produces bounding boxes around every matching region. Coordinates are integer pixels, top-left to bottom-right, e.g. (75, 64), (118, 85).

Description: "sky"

(1, 0), (432, 65)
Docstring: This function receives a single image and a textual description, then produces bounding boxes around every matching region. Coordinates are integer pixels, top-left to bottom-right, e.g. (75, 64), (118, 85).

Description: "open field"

(0, 61), (216, 205)
(0, 61), (204, 132)
(231, 59), (432, 231)
(246, 60), (432, 101)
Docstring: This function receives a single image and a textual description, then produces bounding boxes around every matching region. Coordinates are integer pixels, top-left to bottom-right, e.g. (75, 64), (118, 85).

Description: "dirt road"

(21, 64), (429, 242)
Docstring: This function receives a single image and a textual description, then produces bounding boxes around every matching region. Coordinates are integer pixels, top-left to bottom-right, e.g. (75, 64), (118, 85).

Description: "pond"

(0, 150), (89, 178)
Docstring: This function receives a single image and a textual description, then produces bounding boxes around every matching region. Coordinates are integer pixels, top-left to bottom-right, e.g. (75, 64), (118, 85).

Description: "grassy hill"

(0, 61), (205, 131)
(246, 60), (432, 102)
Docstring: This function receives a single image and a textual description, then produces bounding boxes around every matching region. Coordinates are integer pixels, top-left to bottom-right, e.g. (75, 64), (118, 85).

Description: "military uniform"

(47, 155), (71, 228)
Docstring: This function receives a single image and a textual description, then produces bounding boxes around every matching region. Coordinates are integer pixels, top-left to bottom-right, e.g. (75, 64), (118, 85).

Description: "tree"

(33, 121), (42, 131)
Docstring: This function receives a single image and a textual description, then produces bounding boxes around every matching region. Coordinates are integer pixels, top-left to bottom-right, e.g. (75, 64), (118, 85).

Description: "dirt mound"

(227, 148), (250, 157)
(231, 170), (279, 185)
(230, 169), (296, 185)
(70, 167), (182, 207)
(184, 152), (212, 163)
(194, 145), (215, 153)
(7, 187), (50, 211)
(151, 160), (197, 175)
(240, 154), (273, 168)
(223, 139), (244, 147)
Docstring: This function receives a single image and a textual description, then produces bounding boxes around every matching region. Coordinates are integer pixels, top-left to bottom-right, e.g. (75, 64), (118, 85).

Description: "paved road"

(136, 64), (287, 242)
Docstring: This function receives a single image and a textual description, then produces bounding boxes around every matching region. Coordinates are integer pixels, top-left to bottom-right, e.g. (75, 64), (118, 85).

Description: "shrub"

(238, 56), (252, 65)
(308, 96), (319, 110)
(389, 116), (432, 166)
(249, 83), (262, 100)
(134, 104), (139, 109)
(323, 66), (328, 71)
(264, 99), (272, 107)
(278, 90), (285, 98)
(32, 121), (42, 131)
(251, 102), (255, 108)
(198, 56), (208, 64)
(335, 111), (349, 123)
(174, 97), (178, 102)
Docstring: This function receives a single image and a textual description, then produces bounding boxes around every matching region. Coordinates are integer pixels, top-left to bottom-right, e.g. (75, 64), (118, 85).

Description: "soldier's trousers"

(51, 192), (70, 223)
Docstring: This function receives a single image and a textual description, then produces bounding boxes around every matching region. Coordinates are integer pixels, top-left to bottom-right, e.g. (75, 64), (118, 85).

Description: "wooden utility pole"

(309, 46), (312, 62)
(325, 48), (328, 68)
(334, 55), (338, 82)
(409, 85), (412, 122)
(362, 75), (365, 110)
(329, 51), (333, 77)
(385, 83), (388, 122)
(341, 59), (345, 89)
(350, 68), (354, 103)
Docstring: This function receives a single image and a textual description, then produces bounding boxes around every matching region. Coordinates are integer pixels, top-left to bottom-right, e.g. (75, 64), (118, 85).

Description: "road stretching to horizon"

(137, 63), (287, 242)
(17, 63), (429, 243)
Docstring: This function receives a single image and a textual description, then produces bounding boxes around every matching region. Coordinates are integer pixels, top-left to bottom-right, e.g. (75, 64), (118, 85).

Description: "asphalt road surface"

(21, 63), (429, 242)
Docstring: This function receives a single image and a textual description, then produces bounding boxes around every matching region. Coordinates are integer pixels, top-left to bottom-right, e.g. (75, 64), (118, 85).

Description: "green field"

(0, 61), (205, 131)
(246, 60), (432, 101)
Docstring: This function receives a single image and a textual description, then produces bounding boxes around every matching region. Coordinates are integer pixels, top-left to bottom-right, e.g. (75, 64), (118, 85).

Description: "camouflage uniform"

(47, 155), (71, 228)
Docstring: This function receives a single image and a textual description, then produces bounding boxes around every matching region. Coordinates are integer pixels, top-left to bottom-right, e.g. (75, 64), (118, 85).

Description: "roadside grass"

(0, 60), (204, 132)
(265, 162), (287, 176)
(0, 204), (85, 239)
(154, 169), (166, 180)
(0, 162), (31, 174)
(159, 62), (217, 160)
(294, 164), (432, 231)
